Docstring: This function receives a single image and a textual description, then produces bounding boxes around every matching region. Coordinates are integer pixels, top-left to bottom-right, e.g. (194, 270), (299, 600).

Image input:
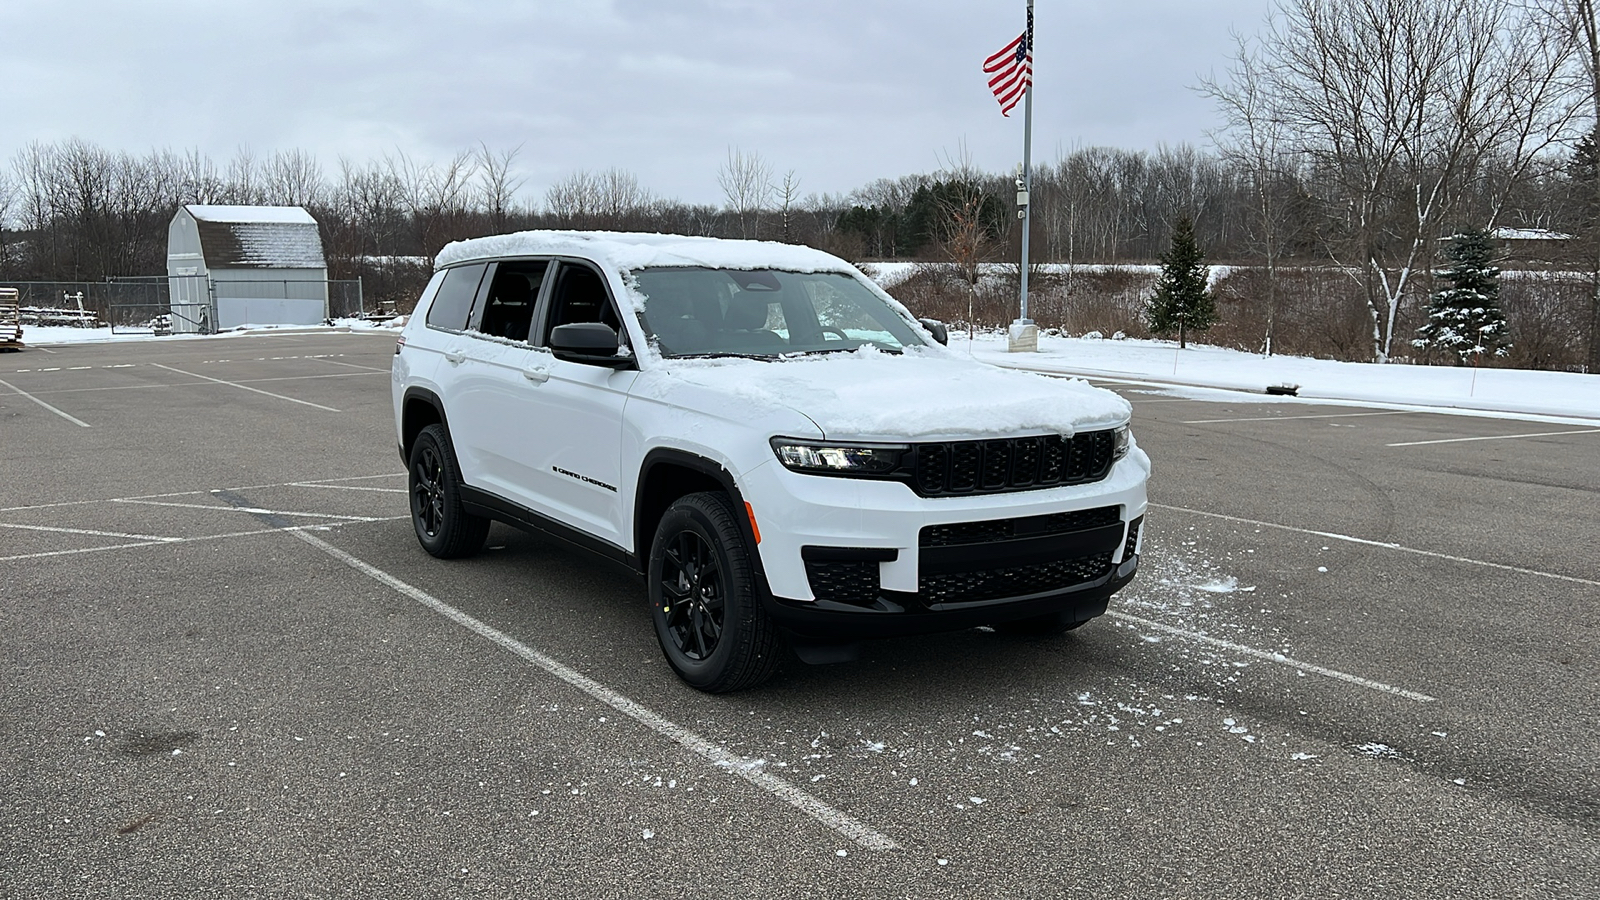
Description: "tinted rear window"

(426, 264), (487, 331)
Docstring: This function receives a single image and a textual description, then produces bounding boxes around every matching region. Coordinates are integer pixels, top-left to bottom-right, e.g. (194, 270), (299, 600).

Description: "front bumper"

(741, 448), (1149, 640)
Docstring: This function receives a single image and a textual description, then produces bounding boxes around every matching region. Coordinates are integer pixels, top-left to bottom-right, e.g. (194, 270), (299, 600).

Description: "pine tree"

(1412, 227), (1510, 365)
(1146, 216), (1216, 348)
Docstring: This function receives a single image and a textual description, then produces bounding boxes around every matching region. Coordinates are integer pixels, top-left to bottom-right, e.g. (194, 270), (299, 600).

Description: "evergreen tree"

(1146, 216), (1216, 348)
(1412, 227), (1510, 364)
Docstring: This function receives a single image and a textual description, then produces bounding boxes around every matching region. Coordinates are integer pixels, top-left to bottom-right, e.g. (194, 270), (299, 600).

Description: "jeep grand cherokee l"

(392, 231), (1149, 692)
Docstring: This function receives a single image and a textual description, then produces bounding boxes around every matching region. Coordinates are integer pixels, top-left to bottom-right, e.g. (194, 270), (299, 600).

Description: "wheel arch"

(400, 387), (450, 464)
(634, 449), (765, 587)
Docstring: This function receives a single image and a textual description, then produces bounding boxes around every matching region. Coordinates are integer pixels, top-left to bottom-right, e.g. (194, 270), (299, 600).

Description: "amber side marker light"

(745, 501), (761, 544)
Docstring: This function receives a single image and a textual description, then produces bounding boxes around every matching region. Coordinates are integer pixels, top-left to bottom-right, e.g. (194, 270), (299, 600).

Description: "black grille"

(1123, 516), (1143, 561)
(908, 431), (1116, 497)
(804, 560), (879, 607)
(920, 553), (1115, 605)
(921, 506), (1122, 548)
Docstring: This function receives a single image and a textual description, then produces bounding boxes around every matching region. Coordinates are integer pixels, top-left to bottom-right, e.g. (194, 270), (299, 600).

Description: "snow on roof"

(1489, 227), (1574, 241)
(182, 205), (325, 269)
(436, 230), (857, 275)
(186, 205), (317, 225)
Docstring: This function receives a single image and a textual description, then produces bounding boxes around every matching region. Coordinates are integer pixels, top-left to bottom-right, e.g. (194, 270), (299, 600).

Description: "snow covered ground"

(13, 317), (1595, 423)
(961, 331), (1599, 424)
(12, 317), (405, 347)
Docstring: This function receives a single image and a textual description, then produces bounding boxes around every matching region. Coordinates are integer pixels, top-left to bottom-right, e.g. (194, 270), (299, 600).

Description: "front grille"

(921, 506), (1122, 548)
(804, 560), (879, 607)
(908, 431), (1116, 497)
(920, 553), (1115, 605)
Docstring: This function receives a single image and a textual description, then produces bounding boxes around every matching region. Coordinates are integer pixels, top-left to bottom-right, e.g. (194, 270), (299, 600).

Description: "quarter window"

(426, 263), (487, 331)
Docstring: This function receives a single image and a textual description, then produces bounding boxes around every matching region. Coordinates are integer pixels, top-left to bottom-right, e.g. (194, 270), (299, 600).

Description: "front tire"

(408, 424), (489, 559)
(648, 492), (780, 693)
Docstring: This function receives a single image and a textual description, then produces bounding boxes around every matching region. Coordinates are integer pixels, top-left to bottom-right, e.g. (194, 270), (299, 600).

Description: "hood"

(651, 349), (1131, 441)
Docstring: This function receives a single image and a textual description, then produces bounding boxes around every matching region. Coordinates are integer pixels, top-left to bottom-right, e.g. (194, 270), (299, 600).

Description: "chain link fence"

(0, 276), (365, 335)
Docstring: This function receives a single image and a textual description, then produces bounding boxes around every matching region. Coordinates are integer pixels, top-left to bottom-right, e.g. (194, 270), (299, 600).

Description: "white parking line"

(113, 498), (386, 521)
(310, 357), (394, 374)
(289, 483), (408, 494)
(0, 518), (410, 563)
(1387, 428), (1600, 447)
(0, 473), (404, 514)
(0, 377), (91, 427)
(1155, 503), (1600, 589)
(0, 522), (183, 542)
(1183, 411), (1413, 425)
(28, 371), (382, 397)
(1110, 612), (1437, 702)
(286, 527), (899, 852)
(148, 363), (340, 412)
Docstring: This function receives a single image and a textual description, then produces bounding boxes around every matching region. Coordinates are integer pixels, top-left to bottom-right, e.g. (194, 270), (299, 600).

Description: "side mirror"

(549, 322), (635, 368)
(918, 317), (949, 346)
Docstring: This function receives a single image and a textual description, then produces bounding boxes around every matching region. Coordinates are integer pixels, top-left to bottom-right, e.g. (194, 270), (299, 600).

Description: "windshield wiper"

(671, 351), (777, 361)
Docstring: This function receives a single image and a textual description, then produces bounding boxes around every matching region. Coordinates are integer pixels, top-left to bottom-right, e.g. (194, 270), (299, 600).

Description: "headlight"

(770, 438), (907, 475)
(1112, 424), (1131, 460)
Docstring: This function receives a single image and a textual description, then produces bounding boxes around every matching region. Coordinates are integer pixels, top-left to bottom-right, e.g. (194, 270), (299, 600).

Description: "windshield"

(630, 267), (926, 359)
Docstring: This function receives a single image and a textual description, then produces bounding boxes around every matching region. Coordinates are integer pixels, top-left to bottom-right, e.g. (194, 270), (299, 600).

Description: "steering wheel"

(821, 326), (849, 341)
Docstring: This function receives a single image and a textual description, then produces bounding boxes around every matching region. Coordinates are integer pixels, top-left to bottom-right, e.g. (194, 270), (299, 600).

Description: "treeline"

(0, 0), (1596, 370)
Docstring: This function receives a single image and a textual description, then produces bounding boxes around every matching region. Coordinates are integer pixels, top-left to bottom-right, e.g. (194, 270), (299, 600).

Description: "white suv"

(392, 231), (1149, 692)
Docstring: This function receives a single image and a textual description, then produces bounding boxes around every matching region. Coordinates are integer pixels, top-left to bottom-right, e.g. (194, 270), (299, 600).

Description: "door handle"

(522, 366), (550, 383)
(444, 350), (466, 365)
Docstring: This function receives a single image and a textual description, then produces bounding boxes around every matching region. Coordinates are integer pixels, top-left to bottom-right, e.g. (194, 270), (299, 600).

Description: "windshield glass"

(630, 267), (925, 359)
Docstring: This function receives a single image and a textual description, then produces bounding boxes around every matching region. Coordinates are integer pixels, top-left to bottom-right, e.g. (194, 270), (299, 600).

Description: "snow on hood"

(644, 348), (1131, 440)
(436, 230), (856, 274)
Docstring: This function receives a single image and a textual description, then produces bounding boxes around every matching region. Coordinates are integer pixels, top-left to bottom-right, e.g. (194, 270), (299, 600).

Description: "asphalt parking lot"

(2, 332), (1597, 898)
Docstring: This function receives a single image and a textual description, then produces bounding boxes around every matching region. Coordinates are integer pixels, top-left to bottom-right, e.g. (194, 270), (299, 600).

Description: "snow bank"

(964, 332), (1600, 422)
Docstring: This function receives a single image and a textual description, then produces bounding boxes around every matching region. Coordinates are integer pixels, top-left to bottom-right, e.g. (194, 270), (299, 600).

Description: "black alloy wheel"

(659, 528), (725, 661)
(407, 424), (489, 559)
(648, 492), (780, 692)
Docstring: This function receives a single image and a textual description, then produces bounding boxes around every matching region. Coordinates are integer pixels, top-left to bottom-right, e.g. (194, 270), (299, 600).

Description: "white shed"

(167, 205), (329, 332)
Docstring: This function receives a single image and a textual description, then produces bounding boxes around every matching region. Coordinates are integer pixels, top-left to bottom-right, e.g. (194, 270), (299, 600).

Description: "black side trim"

(459, 485), (636, 571)
(801, 546), (899, 562)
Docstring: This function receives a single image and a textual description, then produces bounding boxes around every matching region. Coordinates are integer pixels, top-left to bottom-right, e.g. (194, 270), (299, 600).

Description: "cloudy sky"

(1, 0), (1277, 206)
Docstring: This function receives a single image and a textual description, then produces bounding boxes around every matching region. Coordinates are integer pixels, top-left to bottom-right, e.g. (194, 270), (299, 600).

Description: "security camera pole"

(982, 1), (1038, 352)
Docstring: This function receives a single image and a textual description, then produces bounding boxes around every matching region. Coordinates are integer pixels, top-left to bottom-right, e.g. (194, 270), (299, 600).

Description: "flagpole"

(1009, 0), (1038, 352)
(1019, 0), (1034, 326)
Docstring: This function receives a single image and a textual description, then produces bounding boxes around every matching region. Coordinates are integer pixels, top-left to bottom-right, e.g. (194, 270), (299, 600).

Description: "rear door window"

(426, 263), (488, 332)
(471, 261), (549, 343)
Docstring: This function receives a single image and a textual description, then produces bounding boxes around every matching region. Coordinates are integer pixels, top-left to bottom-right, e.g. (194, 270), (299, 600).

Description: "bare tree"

(474, 143), (524, 233)
(1243, 0), (1574, 361)
(544, 169), (601, 228)
(777, 169), (801, 242)
(718, 147), (773, 238)
(261, 149), (327, 208)
(1536, 0), (1600, 370)
(1204, 33), (1304, 355)
(0, 169), (15, 274)
(226, 147), (264, 205)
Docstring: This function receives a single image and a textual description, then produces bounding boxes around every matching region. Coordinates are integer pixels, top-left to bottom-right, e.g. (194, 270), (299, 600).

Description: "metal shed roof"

(185, 205), (326, 270)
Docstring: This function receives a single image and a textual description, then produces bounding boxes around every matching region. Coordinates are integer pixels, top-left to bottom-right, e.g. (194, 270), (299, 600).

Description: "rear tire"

(648, 492), (780, 692)
(408, 424), (489, 559)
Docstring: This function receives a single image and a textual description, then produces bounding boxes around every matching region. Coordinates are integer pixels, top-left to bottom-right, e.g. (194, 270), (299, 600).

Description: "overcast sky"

(1, 0), (1278, 206)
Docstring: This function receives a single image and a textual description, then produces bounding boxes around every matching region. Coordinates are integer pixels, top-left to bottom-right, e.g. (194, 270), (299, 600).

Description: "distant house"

(1490, 226), (1574, 266)
(166, 205), (328, 332)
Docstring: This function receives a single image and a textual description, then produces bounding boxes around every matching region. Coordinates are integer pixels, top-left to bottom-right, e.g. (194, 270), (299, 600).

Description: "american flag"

(982, 8), (1033, 117)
